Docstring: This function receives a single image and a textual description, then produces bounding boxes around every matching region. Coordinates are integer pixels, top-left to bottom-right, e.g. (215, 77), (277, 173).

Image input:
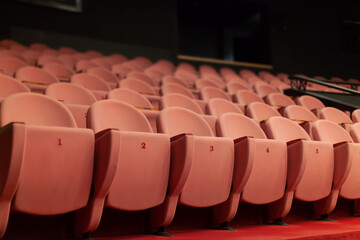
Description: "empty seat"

(226, 80), (251, 94)
(282, 105), (318, 138)
(161, 76), (189, 88)
(30, 43), (50, 51)
(111, 64), (132, 79)
(200, 86), (231, 102)
(58, 46), (77, 54)
(352, 109), (360, 123)
(75, 60), (98, 73)
(319, 107), (353, 132)
(127, 71), (158, 87)
(90, 58), (111, 70)
(263, 116), (334, 222)
(213, 113), (287, 226)
(150, 107), (234, 233)
(87, 67), (119, 89)
(312, 120), (360, 217)
(245, 102), (281, 123)
(265, 92), (296, 108)
(42, 62), (75, 82)
(107, 88), (159, 132)
(234, 90), (264, 107)
(37, 55), (63, 67)
(0, 74), (30, 101)
(195, 79), (223, 89)
(15, 66), (59, 93)
(21, 49), (42, 65)
(295, 95), (325, 118)
(75, 100), (170, 236)
(254, 83), (278, 98)
(71, 73), (111, 100)
(161, 83), (195, 99)
(0, 56), (28, 77)
(0, 93), (94, 238)
(206, 98), (243, 117)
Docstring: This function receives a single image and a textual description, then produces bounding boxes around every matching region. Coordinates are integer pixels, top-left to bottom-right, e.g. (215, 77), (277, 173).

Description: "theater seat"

(265, 93), (296, 112)
(282, 105), (318, 138)
(71, 73), (111, 100)
(200, 86), (231, 102)
(15, 66), (59, 93)
(352, 109), (360, 123)
(87, 67), (119, 89)
(150, 107), (234, 233)
(206, 98), (243, 117)
(75, 100), (170, 236)
(0, 74), (30, 101)
(43, 62), (75, 82)
(319, 107), (353, 132)
(213, 113), (287, 226)
(0, 56), (28, 77)
(234, 90), (264, 108)
(0, 93), (94, 238)
(245, 102), (281, 123)
(295, 95), (325, 118)
(264, 116), (334, 222)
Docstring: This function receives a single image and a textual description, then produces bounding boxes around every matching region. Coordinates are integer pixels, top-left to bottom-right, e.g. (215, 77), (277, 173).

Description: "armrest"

(167, 133), (194, 197)
(94, 128), (119, 140)
(334, 141), (350, 148)
(287, 138), (306, 146)
(0, 122), (26, 201)
(234, 136), (253, 144)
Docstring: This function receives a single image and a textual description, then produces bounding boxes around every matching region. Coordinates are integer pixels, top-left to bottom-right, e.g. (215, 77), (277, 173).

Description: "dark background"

(0, 0), (360, 79)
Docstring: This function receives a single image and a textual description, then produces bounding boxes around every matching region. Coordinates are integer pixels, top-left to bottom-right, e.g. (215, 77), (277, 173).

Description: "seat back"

(296, 95), (325, 111)
(158, 107), (214, 137)
(45, 82), (97, 105)
(254, 83), (278, 98)
(161, 76), (188, 88)
(43, 62), (75, 81)
(312, 119), (353, 145)
(119, 78), (156, 95)
(127, 71), (157, 86)
(37, 55), (63, 67)
(160, 93), (203, 114)
(75, 60), (98, 72)
(87, 67), (119, 85)
(265, 116), (311, 142)
(71, 73), (111, 91)
(265, 92), (295, 107)
(195, 79), (222, 89)
(206, 98), (243, 117)
(107, 88), (153, 109)
(319, 107), (353, 124)
(352, 109), (360, 123)
(283, 105), (318, 122)
(16, 66), (59, 84)
(0, 56), (27, 77)
(245, 102), (280, 122)
(350, 123), (360, 142)
(1, 93), (77, 127)
(234, 90), (264, 105)
(217, 113), (267, 139)
(0, 74), (30, 99)
(226, 80), (250, 94)
(88, 100), (152, 133)
(200, 86), (231, 102)
(161, 83), (194, 98)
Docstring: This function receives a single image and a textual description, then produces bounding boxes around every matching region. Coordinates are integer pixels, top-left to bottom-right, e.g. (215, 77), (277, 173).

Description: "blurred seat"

(45, 82), (97, 128)
(226, 80), (251, 95)
(195, 79), (223, 89)
(87, 67), (119, 89)
(265, 93), (296, 108)
(245, 102), (281, 123)
(263, 116), (334, 223)
(150, 107), (234, 233)
(0, 56), (27, 77)
(233, 90), (264, 108)
(15, 66), (59, 93)
(30, 43), (50, 51)
(161, 76), (189, 88)
(75, 60), (98, 73)
(58, 46), (77, 55)
(282, 105), (318, 138)
(206, 98), (243, 117)
(75, 100), (170, 237)
(111, 64), (132, 79)
(253, 82), (278, 98)
(0, 74), (30, 101)
(127, 71), (158, 87)
(295, 95), (325, 118)
(213, 113), (287, 226)
(71, 73), (111, 100)
(37, 55), (63, 67)
(0, 92), (94, 238)
(200, 86), (231, 102)
(319, 107), (353, 132)
(43, 62), (75, 82)
(352, 109), (360, 123)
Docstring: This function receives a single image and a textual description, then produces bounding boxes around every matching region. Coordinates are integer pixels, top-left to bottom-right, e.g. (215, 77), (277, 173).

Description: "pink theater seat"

(352, 109), (360, 123)
(144, 68), (164, 83)
(0, 93), (94, 238)
(30, 43), (50, 51)
(111, 64), (132, 79)
(87, 67), (119, 89)
(174, 70), (197, 87)
(71, 73), (111, 100)
(45, 82), (97, 128)
(234, 90), (265, 108)
(90, 58), (111, 70)
(149, 107), (234, 233)
(161, 83), (196, 99)
(283, 105), (318, 138)
(319, 107), (353, 132)
(107, 88), (159, 132)
(265, 92), (296, 108)
(0, 56), (28, 77)
(206, 98), (243, 117)
(226, 80), (251, 95)
(200, 86), (231, 102)
(15, 66), (59, 93)
(254, 82), (278, 98)
(43, 62), (75, 82)
(58, 46), (77, 54)
(311, 120), (360, 217)
(245, 102), (281, 123)
(195, 79), (223, 89)
(127, 71), (158, 87)
(0, 74), (30, 101)
(263, 116), (334, 223)
(37, 55), (63, 67)
(75, 60), (98, 73)
(21, 49), (41, 65)
(161, 76), (189, 88)
(0, 50), (27, 63)
(160, 93), (217, 135)
(295, 95), (325, 118)
(75, 100), (170, 237)
(58, 54), (77, 69)
(213, 113), (287, 226)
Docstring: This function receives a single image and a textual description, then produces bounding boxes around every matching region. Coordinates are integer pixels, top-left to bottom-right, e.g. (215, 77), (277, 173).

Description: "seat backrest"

(88, 100), (152, 133)
(312, 119), (353, 145)
(265, 116), (311, 142)
(195, 79), (222, 89)
(349, 123), (360, 142)
(0, 74), (30, 99)
(75, 60), (98, 72)
(158, 107), (214, 137)
(206, 98), (243, 117)
(160, 93), (203, 114)
(119, 78), (156, 95)
(1, 92), (77, 127)
(254, 83), (278, 98)
(352, 109), (360, 123)
(71, 73), (111, 91)
(295, 95), (325, 110)
(127, 71), (157, 86)
(319, 107), (353, 124)
(45, 82), (97, 105)
(161, 83), (194, 98)
(16, 66), (59, 84)
(107, 88), (153, 109)
(42, 62), (75, 81)
(226, 80), (250, 94)
(0, 56), (28, 77)
(200, 86), (231, 102)
(111, 64), (132, 79)
(265, 92), (295, 107)
(283, 105), (318, 122)
(245, 102), (280, 122)
(161, 76), (188, 88)
(87, 67), (119, 85)
(234, 90), (264, 105)
(37, 55), (63, 67)
(217, 113), (267, 139)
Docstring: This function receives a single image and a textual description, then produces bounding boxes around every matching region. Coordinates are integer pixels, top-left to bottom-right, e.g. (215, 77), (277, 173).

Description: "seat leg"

(270, 217), (290, 226)
(152, 226), (172, 237)
(216, 222), (236, 231)
(316, 214), (336, 222)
